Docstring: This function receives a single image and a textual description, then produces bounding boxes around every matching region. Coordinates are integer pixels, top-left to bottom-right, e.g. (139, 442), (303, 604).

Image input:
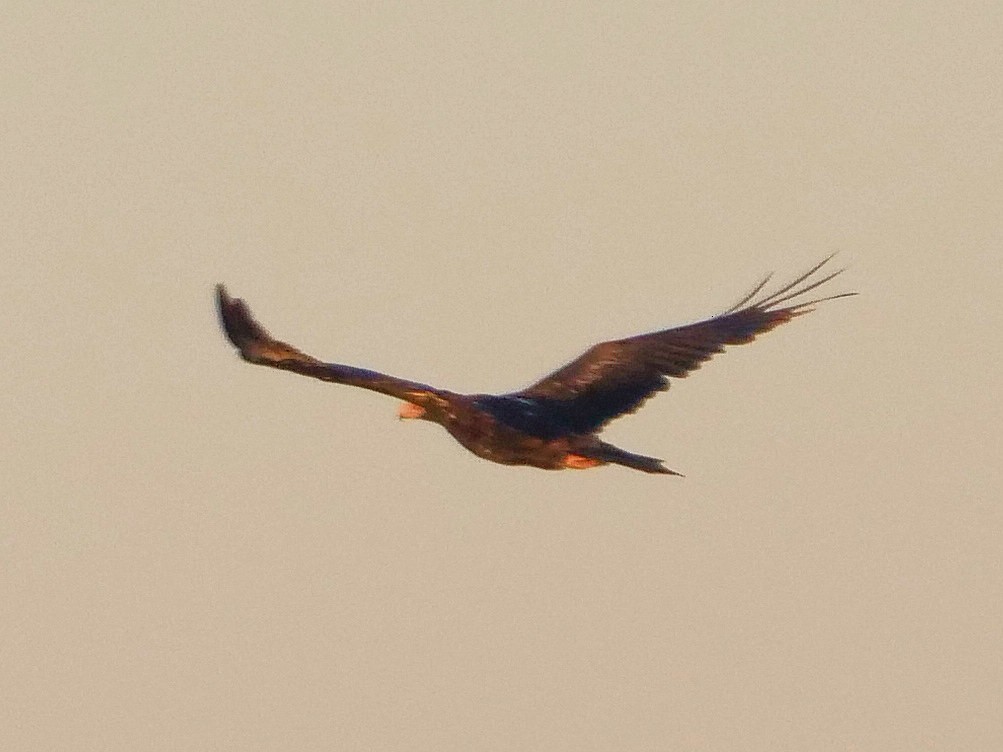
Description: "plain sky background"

(3, 2), (1001, 750)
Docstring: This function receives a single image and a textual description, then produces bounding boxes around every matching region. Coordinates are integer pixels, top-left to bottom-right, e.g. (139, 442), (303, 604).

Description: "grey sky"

(3, 2), (1001, 749)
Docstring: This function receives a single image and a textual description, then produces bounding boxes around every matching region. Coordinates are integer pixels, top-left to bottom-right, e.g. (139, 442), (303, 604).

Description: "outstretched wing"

(215, 285), (444, 402)
(513, 255), (855, 434)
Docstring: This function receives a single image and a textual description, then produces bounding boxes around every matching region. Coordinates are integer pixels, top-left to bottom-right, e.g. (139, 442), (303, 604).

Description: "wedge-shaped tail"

(590, 441), (683, 476)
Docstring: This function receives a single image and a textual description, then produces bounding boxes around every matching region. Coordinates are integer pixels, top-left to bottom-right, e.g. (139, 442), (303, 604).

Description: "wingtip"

(215, 283), (241, 324)
(214, 283), (262, 353)
(749, 254), (856, 312)
(215, 284), (229, 314)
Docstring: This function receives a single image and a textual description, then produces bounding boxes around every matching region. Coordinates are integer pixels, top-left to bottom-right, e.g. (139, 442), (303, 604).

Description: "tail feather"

(592, 441), (683, 476)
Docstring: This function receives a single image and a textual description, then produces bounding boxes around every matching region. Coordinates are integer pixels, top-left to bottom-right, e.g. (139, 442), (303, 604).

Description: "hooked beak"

(398, 402), (426, 420)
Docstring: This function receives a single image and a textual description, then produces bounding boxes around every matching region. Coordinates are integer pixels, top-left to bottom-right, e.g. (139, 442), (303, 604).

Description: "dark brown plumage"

(216, 256), (853, 475)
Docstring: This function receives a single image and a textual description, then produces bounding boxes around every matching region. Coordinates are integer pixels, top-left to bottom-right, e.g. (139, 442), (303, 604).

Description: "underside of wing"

(215, 285), (443, 403)
(513, 255), (855, 434)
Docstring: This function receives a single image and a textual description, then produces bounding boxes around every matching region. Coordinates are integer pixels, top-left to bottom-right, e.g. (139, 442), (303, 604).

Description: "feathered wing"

(513, 255), (855, 434)
(215, 285), (444, 402)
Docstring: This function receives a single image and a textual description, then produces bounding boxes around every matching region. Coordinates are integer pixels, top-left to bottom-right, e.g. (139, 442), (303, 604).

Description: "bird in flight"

(216, 256), (853, 475)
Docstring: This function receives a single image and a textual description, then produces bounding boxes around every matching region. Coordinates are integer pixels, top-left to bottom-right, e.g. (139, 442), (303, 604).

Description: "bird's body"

(216, 256), (853, 475)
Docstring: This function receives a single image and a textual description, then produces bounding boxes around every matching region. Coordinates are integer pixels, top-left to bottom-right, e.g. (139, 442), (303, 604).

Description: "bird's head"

(398, 392), (451, 423)
(398, 401), (427, 420)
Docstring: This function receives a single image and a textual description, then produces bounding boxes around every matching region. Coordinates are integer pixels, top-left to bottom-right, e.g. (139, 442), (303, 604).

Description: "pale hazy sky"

(3, 2), (1002, 750)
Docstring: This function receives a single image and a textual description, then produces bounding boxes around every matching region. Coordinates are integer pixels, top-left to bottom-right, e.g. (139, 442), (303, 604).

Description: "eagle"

(216, 256), (853, 475)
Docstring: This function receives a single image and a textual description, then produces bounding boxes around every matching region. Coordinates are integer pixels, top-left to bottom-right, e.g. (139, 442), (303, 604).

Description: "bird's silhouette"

(216, 255), (853, 474)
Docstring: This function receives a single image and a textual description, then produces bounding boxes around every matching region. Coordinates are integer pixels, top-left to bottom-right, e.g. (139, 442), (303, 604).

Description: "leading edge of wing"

(215, 284), (444, 402)
(510, 255), (855, 429)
